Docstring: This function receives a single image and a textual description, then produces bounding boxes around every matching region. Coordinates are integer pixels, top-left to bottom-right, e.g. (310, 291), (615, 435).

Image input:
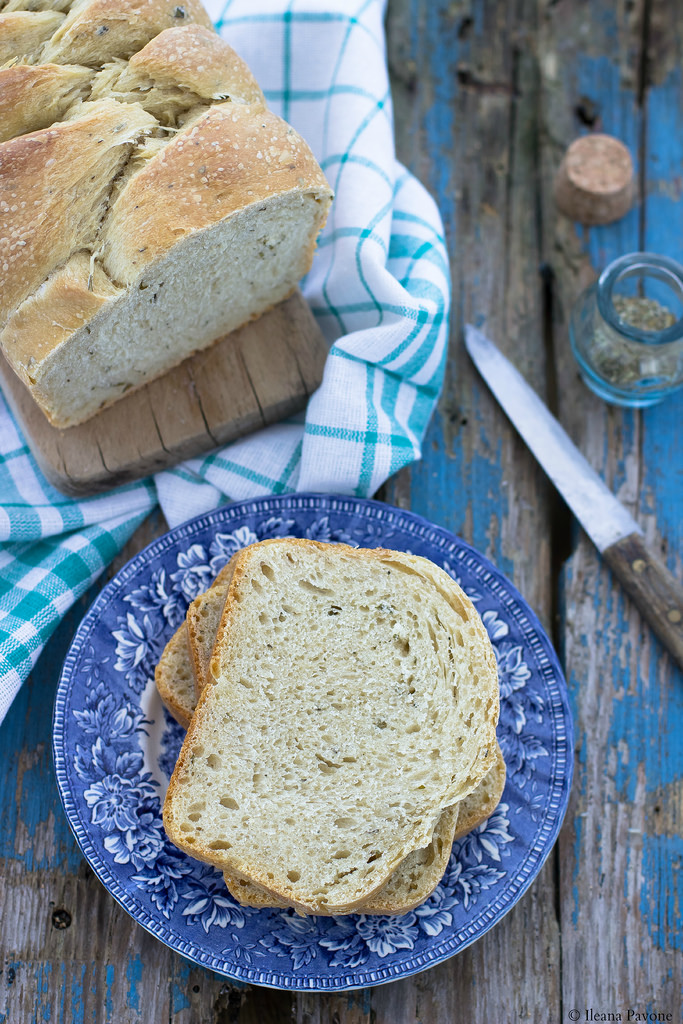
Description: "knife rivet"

(667, 609), (682, 624)
(632, 559), (646, 573)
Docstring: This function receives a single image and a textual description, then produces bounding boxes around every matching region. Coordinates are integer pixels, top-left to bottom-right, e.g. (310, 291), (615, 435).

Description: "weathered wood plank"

(538, 0), (683, 1014)
(384, 0), (562, 1019)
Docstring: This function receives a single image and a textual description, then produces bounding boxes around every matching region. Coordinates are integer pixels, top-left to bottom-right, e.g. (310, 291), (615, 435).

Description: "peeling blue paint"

(403, 408), (512, 580)
(19, 750), (55, 873)
(640, 64), (683, 565)
(172, 983), (191, 1013)
(70, 963), (86, 1024)
(104, 964), (114, 1022)
(36, 962), (52, 1022)
(575, 55), (641, 271)
(640, 835), (683, 953)
(422, 2), (458, 245)
(126, 955), (143, 1012)
(607, 657), (683, 804)
(0, 587), (98, 874)
(643, 391), (683, 564)
(170, 957), (192, 1011)
(643, 65), (683, 258)
(58, 963), (66, 1024)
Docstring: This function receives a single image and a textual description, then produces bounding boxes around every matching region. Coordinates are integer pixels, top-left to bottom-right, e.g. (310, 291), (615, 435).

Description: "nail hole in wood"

(575, 96), (600, 127)
(458, 15), (473, 39)
(52, 908), (72, 929)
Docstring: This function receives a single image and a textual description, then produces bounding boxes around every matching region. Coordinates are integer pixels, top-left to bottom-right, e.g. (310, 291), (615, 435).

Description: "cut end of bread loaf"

(17, 185), (328, 427)
(163, 540), (500, 915)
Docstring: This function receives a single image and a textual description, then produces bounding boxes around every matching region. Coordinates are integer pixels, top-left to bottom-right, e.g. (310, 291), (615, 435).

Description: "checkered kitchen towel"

(0, 0), (450, 724)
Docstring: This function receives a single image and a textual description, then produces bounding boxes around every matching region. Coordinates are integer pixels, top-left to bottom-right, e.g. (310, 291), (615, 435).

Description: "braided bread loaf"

(0, 1), (332, 426)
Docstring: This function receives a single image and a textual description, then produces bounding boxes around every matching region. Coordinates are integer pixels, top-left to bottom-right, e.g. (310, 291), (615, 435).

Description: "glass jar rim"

(597, 252), (683, 345)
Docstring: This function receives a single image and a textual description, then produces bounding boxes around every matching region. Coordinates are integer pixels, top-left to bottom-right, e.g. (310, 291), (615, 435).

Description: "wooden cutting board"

(0, 290), (327, 497)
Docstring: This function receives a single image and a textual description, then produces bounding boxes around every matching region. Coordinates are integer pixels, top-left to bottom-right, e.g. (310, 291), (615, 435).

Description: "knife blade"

(464, 323), (683, 671)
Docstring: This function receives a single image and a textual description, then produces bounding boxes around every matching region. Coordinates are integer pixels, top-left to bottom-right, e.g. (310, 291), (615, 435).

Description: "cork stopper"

(554, 134), (635, 226)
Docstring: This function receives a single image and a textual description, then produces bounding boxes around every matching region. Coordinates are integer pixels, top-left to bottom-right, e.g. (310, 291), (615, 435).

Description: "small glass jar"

(569, 252), (683, 407)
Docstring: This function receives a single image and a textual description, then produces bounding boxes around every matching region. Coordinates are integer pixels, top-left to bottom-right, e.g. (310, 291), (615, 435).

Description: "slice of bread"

(223, 803), (461, 915)
(187, 582), (231, 699)
(163, 539), (500, 914)
(154, 623), (195, 731)
(212, 554), (241, 590)
(157, 553), (505, 914)
(453, 740), (506, 841)
(154, 554), (239, 727)
(187, 553), (238, 698)
(158, 561), (466, 914)
(221, 743), (506, 915)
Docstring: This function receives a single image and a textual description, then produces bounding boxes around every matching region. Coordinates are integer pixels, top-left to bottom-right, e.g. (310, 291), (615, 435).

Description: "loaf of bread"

(163, 539), (500, 915)
(0, 3), (333, 427)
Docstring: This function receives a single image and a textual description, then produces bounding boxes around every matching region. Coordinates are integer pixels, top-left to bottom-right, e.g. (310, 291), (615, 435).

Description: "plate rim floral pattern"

(53, 493), (573, 990)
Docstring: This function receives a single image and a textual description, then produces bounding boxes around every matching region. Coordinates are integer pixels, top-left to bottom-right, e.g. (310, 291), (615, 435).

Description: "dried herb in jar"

(612, 296), (676, 332)
(590, 296), (679, 386)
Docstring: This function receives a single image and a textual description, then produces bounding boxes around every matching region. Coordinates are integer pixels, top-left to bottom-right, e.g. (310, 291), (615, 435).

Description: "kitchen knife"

(464, 323), (683, 671)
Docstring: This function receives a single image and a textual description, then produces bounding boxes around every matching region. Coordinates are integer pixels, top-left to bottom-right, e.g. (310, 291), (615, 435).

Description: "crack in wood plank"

(187, 372), (220, 448)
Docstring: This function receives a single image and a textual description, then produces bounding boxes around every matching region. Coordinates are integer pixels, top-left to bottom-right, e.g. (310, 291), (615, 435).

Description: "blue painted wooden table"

(1, 1), (681, 1020)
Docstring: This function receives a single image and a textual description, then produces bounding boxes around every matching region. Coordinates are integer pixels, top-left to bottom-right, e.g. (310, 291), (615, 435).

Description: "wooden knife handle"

(602, 532), (683, 672)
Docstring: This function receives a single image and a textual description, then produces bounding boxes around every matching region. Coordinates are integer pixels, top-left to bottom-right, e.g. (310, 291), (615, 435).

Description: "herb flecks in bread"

(0, 0), (332, 426)
(163, 540), (500, 915)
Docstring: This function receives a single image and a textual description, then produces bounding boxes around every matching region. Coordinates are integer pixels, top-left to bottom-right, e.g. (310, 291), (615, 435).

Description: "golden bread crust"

(0, 99), (155, 327)
(0, 9), (64, 63)
(100, 102), (331, 285)
(127, 24), (265, 102)
(0, 63), (93, 144)
(40, 0), (213, 66)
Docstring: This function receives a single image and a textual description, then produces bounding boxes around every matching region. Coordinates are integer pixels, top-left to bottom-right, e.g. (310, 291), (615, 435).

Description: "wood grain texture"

(538, 0), (683, 1017)
(384, 0), (564, 1020)
(0, 290), (327, 498)
(1, 0), (682, 1021)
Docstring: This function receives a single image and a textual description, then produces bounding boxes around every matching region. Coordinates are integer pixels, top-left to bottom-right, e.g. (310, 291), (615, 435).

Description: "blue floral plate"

(53, 493), (573, 990)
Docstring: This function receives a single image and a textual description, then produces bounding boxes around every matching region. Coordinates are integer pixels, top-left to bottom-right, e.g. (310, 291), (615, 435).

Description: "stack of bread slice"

(158, 539), (503, 916)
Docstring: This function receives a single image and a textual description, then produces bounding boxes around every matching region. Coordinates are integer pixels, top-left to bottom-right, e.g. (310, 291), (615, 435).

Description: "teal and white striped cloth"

(0, 0), (450, 724)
